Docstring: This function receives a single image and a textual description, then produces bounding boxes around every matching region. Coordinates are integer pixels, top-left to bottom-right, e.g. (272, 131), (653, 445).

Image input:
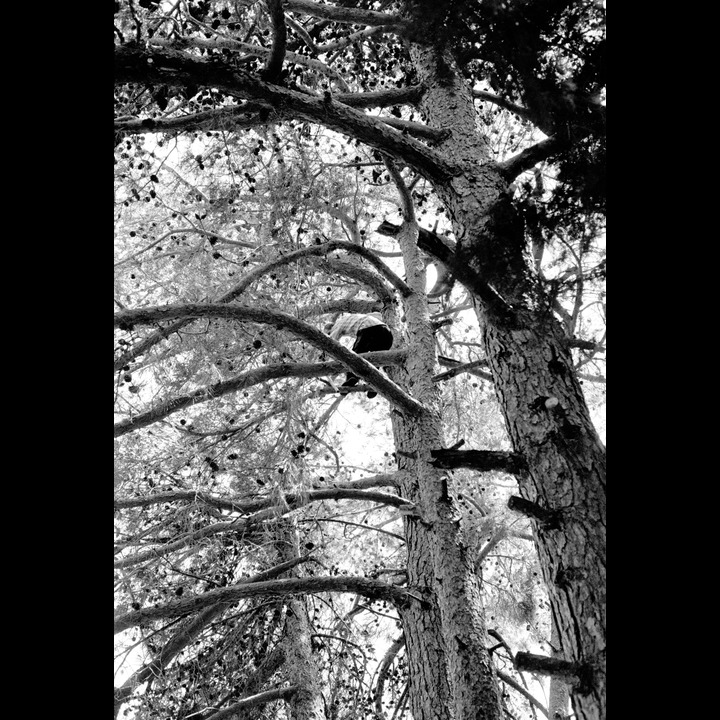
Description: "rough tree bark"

(277, 522), (326, 720)
(402, 11), (606, 720)
(389, 219), (503, 720)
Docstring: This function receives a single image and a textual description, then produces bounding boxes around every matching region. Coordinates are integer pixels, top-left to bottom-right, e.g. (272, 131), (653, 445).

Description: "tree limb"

(496, 670), (549, 718)
(114, 349), (407, 437)
(429, 449), (527, 474)
(497, 136), (566, 181)
(434, 357), (493, 383)
(114, 45), (454, 181)
(202, 686), (298, 720)
(472, 89), (534, 123)
(113, 557), (307, 712)
(114, 575), (410, 633)
(114, 239), (402, 372)
(262, 0), (287, 83)
(115, 487), (413, 514)
(284, 0), (404, 27)
(115, 303), (426, 415)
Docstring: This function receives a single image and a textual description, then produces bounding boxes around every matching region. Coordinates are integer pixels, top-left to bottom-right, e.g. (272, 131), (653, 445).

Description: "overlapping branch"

(114, 575), (409, 633)
(113, 556), (308, 711)
(284, 0), (404, 27)
(114, 349), (406, 437)
(114, 240), (406, 372)
(114, 45), (455, 181)
(262, 0), (287, 83)
(115, 302), (426, 415)
(115, 486), (412, 514)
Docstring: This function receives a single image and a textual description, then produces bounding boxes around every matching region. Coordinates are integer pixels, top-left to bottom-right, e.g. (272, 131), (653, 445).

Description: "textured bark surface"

(277, 524), (326, 720)
(405, 26), (606, 720)
(483, 319), (606, 720)
(391, 223), (503, 720)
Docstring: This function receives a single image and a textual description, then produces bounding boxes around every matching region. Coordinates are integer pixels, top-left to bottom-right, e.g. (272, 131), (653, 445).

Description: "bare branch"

(498, 136), (566, 182)
(114, 349), (407, 437)
(496, 670), (549, 718)
(113, 557), (308, 710)
(429, 449), (527, 475)
(472, 89), (533, 123)
(262, 0), (287, 83)
(514, 652), (593, 689)
(114, 240), (407, 372)
(115, 486), (413, 514)
(133, 308), (433, 418)
(284, 0), (404, 27)
(114, 46), (455, 181)
(434, 357), (493, 383)
(383, 157), (415, 223)
(315, 25), (396, 54)
(203, 686), (298, 720)
(149, 34), (348, 90)
(374, 635), (406, 716)
(114, 575), (410, 633)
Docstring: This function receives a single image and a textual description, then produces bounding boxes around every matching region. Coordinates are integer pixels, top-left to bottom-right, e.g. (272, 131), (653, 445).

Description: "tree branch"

(114, 46), (454, 181)
(514, 652), (593, 691)
(434, 357), (493, 383)
(376, 219), (517, 323)
(115, 486), (413, 514)
(115, 303), (426, 415)
(114, 240), (401, 372)
(472, 89), (534, 123)
(497, 136), (566, 181)
(496, 670), (549, 718)
(284, 0), (404, 27)
(114, 349), (407, 437)
(114, 575), (409, 633)
(262, 0), (287, 83)
(113, 557), (308, 711)
(429, 449), (527, 475)
(203, 686), (298, 720)
(315, 24), (396, 54)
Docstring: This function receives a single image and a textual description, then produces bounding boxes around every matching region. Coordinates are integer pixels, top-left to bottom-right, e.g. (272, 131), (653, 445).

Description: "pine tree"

(114, 2), (606, 719)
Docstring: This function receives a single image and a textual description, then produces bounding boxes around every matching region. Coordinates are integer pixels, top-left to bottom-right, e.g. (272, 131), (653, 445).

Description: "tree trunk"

(548, 622), (571, 720)
(405, 33), (606, 720)
(391, 222), (503, 720)
(277, 523), (326, 720)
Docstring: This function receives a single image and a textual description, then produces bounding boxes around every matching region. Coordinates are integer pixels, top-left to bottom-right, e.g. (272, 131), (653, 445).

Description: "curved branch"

(496, 670), (549, 718)
(114, 45), (455, 181)
(472, 89), (533, 123)
(376, 115), (448, 143)
(114, 575), (409, 633)
(497, 136), (566, 181)
(374, 635), (406, 716)
(115, 486), (412, 514)
(113, 557), (307, 711)
(115, 103), (442, 140)
(150, 34), (348, 90)
(315, 25), (397, 54)
(285, 0), (404, 27)
(262, 0), (287, 83)
(433, 358), (494, 383)
(383, 157), (415, 223)
(203, 686), (298, 720)
(377, 219), (517, 323)
(114, 238), (405, 372)
(114, 349), (407, 437)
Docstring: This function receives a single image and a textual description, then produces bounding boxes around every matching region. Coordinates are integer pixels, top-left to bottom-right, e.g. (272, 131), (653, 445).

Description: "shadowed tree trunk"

(390, 221), (503, 720)
(403, 20), (606, 720)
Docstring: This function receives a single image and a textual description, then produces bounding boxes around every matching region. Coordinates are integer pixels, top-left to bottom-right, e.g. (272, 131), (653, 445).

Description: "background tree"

(114, 2), (605, 719)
